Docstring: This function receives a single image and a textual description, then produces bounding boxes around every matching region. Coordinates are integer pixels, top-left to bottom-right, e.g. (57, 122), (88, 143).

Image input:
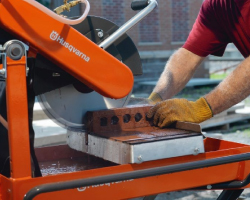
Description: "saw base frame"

(3, 41), (250, 200)
(67, 106), (205, 164)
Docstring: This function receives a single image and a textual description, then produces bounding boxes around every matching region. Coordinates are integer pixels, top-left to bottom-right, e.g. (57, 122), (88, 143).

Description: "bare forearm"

(153, 48), (204, 100)
(205, 56), (250, 115)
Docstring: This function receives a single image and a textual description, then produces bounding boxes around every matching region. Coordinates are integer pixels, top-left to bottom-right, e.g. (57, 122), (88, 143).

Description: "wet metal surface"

(35, 145), (116, 176)
(91, 128), (200, 144)
(40, 156), (116, 176)
(40, 158), (87, 176)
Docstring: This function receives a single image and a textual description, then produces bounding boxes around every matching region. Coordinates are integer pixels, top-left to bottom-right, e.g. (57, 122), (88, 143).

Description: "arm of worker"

(149, 47), (205, 103)
(147, 48), (213, 128)
(147, 0), (233, 127)
(205, 56), (250, 115)
(148, 53), (250, 128)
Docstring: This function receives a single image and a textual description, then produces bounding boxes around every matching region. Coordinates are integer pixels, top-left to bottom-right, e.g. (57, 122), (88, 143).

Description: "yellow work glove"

(148, 92), (163, 104)
(147, 97), (213, 128)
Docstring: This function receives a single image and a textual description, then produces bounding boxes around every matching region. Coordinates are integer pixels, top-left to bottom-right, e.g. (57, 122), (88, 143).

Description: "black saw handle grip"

(131, 0), (149, 11)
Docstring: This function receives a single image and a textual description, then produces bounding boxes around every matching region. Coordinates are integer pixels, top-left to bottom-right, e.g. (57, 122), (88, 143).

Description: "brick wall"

(171, 0), (189, 42)
(139, 9), (160, 43)
(102, 0), (125, 26)
(50, 0), (203, 52)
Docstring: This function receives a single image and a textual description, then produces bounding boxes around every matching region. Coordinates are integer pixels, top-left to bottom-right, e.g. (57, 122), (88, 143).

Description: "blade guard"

(0, 0), (134, 99)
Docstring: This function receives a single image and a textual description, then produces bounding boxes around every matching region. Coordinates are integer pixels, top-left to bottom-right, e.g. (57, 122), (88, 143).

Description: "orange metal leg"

(6, 56), (31, 179)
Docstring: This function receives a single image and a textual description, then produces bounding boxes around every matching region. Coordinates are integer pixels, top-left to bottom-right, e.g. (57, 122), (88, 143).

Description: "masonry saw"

(2, 1), (250, 199)
(0, 0), (205, 167)
(36, 15), (139, 131)
(25, 0), (159, 131)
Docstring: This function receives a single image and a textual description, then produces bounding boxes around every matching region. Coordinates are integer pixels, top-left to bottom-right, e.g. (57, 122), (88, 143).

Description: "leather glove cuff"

(148, 92), (162, 104)
(195, 97), (213, 122)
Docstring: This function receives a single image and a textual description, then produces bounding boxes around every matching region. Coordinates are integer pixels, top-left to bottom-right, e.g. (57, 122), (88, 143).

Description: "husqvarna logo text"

(50, 30), (90, 62)
(77, 179), (134, 192)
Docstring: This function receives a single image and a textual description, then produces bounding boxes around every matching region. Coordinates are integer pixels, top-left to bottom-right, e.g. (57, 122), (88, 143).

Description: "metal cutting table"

(67, 105), (205, 164)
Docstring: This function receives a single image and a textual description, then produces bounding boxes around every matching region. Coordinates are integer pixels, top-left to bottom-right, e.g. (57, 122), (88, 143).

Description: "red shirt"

(183, 0), (250, 58)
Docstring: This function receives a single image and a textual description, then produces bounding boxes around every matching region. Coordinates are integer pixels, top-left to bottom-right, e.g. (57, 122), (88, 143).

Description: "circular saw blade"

(38, 85), (131, 131)
(37, 16), (141, 131)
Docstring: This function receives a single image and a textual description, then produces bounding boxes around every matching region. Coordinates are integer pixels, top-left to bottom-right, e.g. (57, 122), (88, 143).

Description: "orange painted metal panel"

(0, 0), (133, 99)
(12, 165), (239, 200)
(0, 140), (249, 199)
(5, 57), (32, 179)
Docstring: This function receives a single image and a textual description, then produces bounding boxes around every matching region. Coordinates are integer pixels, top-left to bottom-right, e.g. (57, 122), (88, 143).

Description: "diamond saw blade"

(37, 16), (141, 131)
(38, 85), (131, 131)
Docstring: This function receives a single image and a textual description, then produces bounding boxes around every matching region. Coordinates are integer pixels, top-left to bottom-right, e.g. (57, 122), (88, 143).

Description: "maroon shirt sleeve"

(183, 0), (229, 57)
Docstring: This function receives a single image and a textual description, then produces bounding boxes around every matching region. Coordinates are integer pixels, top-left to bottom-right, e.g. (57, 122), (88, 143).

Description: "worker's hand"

(147, 97), (213, 128)
(148, 92), (162, 104)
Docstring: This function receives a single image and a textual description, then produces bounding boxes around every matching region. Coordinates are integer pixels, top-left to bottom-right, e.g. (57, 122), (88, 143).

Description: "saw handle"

(131, 0), (150, 10)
